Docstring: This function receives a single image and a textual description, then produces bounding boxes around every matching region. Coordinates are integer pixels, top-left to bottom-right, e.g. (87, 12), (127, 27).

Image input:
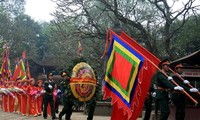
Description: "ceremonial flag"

(0, 52), (5, 76)
(18, 59), (27, 80)
(22, 50), (26, 59)
(0, 47), (12, 80)
(77, 41), (83, 56)
(103, 30), (159, 120)
(11, 50), (28, 81)
(26, 60), (31, 79)
(11, 58), (20, 81)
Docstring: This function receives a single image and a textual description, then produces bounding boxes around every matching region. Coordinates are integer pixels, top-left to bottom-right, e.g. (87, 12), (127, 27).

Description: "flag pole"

(109, 30), (198, 105)
(169, 68), (200, 95)
(132, 47), (198, 105)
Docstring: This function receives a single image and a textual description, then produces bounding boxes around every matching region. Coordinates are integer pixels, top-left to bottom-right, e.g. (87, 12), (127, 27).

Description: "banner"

(103, 30), (159, 120)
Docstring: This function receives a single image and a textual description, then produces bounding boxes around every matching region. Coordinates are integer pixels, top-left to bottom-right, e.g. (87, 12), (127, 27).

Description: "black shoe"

(52, 116), (58, 120)
(44, 117), (47, 119)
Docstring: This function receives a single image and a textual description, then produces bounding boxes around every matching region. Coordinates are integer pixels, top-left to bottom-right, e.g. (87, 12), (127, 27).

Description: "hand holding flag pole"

(161, 69), (198, 105)
(169, 68), (200, 95)
(135, 50), (198, 105)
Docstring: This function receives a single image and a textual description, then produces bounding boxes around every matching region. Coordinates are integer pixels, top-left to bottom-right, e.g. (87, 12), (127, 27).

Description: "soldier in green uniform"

(171, 63), (198, 120)
(155, 59), (183, 120)
(59, 71), (73, 120)
(143, 85), (155, 120)
(43, 72), (57, 120)
(85, 81), (100, 120)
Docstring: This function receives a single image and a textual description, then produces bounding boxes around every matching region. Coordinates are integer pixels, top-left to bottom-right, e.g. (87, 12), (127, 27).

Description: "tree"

(0, 0), (44, 71)
(171, 15), (200, 56)
(10, 14), (42, 60)
(0, 0), (25, 17)
(51, 0), (200, 60)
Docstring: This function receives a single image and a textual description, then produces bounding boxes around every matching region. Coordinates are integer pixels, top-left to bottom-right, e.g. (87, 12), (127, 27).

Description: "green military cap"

(47, 72), (53, 76)
(60, 71), (68, 77)
(159, 57), (170, 67)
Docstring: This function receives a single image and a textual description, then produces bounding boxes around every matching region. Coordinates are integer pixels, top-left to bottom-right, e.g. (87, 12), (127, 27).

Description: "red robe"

(36, 86), (43, 115)
(14, 86), (22, 114)
(0, 85), (3, 110)
(1, 86), (9, 112)
(27, 85), (38, 116)
(8, 86), (16, 113)
(21, 85), (28, 116)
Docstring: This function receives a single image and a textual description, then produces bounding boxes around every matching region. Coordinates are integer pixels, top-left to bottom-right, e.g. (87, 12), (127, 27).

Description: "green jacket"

(61, 78), (73, 103)
(155, 71), (175, 100)
(172, 75), (190, 101)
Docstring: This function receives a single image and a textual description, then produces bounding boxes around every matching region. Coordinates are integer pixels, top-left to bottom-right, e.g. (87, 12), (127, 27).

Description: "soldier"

(171, 63), (198, 120)
(85, 81), (99, 120)
(59, 71), (73, 120)
(43, 72), (56, 120)
(155, 58), (183, 120)
(143, 85), (155, 120)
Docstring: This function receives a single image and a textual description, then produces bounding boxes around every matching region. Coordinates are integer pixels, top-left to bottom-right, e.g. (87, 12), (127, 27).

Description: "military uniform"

(155, 71), (175, 120)
(171, 63), (191, 120)
(85, 83), (99, 120)
(143, 86), (154, 120)
(155, 59), (177, 120)
(86, 98), (96, 120)
(43, 73), (56, 119)
(59, 72), (74, 120)
(171, 75), (189, 120)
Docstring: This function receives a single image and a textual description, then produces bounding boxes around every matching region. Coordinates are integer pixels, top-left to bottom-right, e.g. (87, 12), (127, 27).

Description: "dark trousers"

(87, 101), (96, 120)
(55, 97), (60, 113)
(59, 101), (73, 120)
(143, 96), (152, 120)
(157, 99), (170, 120)
(172, 94), (186, 120)
(43, 95), (56, 119)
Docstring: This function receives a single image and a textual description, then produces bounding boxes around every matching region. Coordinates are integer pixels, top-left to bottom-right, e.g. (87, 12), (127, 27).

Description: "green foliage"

(0, 1), (44, 71)
(0, 0), (25, 17)
(171, 16), (200, 57)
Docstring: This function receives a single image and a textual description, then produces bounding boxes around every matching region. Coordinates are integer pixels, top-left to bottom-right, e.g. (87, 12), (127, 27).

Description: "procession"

(1, 0), (200, 120)
(0, 48), (101, 120)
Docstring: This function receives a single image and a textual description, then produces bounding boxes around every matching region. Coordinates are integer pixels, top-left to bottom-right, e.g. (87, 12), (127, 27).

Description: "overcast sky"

(25, 0), (56, 22)
(25, 0), (200, 22)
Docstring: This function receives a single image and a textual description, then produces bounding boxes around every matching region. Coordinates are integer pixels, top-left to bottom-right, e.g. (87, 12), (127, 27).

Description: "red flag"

(103, 30), (160, 120)
(22, 50), (26, 59)
(11, 66), (21, 81)
(0, 53), (6, 78)
(11, 59), (27, 81)
(77, 41), (83, 56)
(26, 60), (31, 79)
(1, 47), (12, 80)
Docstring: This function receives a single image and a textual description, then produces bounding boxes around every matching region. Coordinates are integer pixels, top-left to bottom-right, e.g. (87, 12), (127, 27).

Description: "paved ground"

(0, 109), (146, 120)
(0, 104), (147, 120)
(0, 110), (111, 120)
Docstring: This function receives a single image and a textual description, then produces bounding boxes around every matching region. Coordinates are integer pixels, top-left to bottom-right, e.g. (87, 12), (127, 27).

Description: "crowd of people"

(0, 71), (97, 120)
(0, 77), (46, 117)
(0, 58), (198, 120)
